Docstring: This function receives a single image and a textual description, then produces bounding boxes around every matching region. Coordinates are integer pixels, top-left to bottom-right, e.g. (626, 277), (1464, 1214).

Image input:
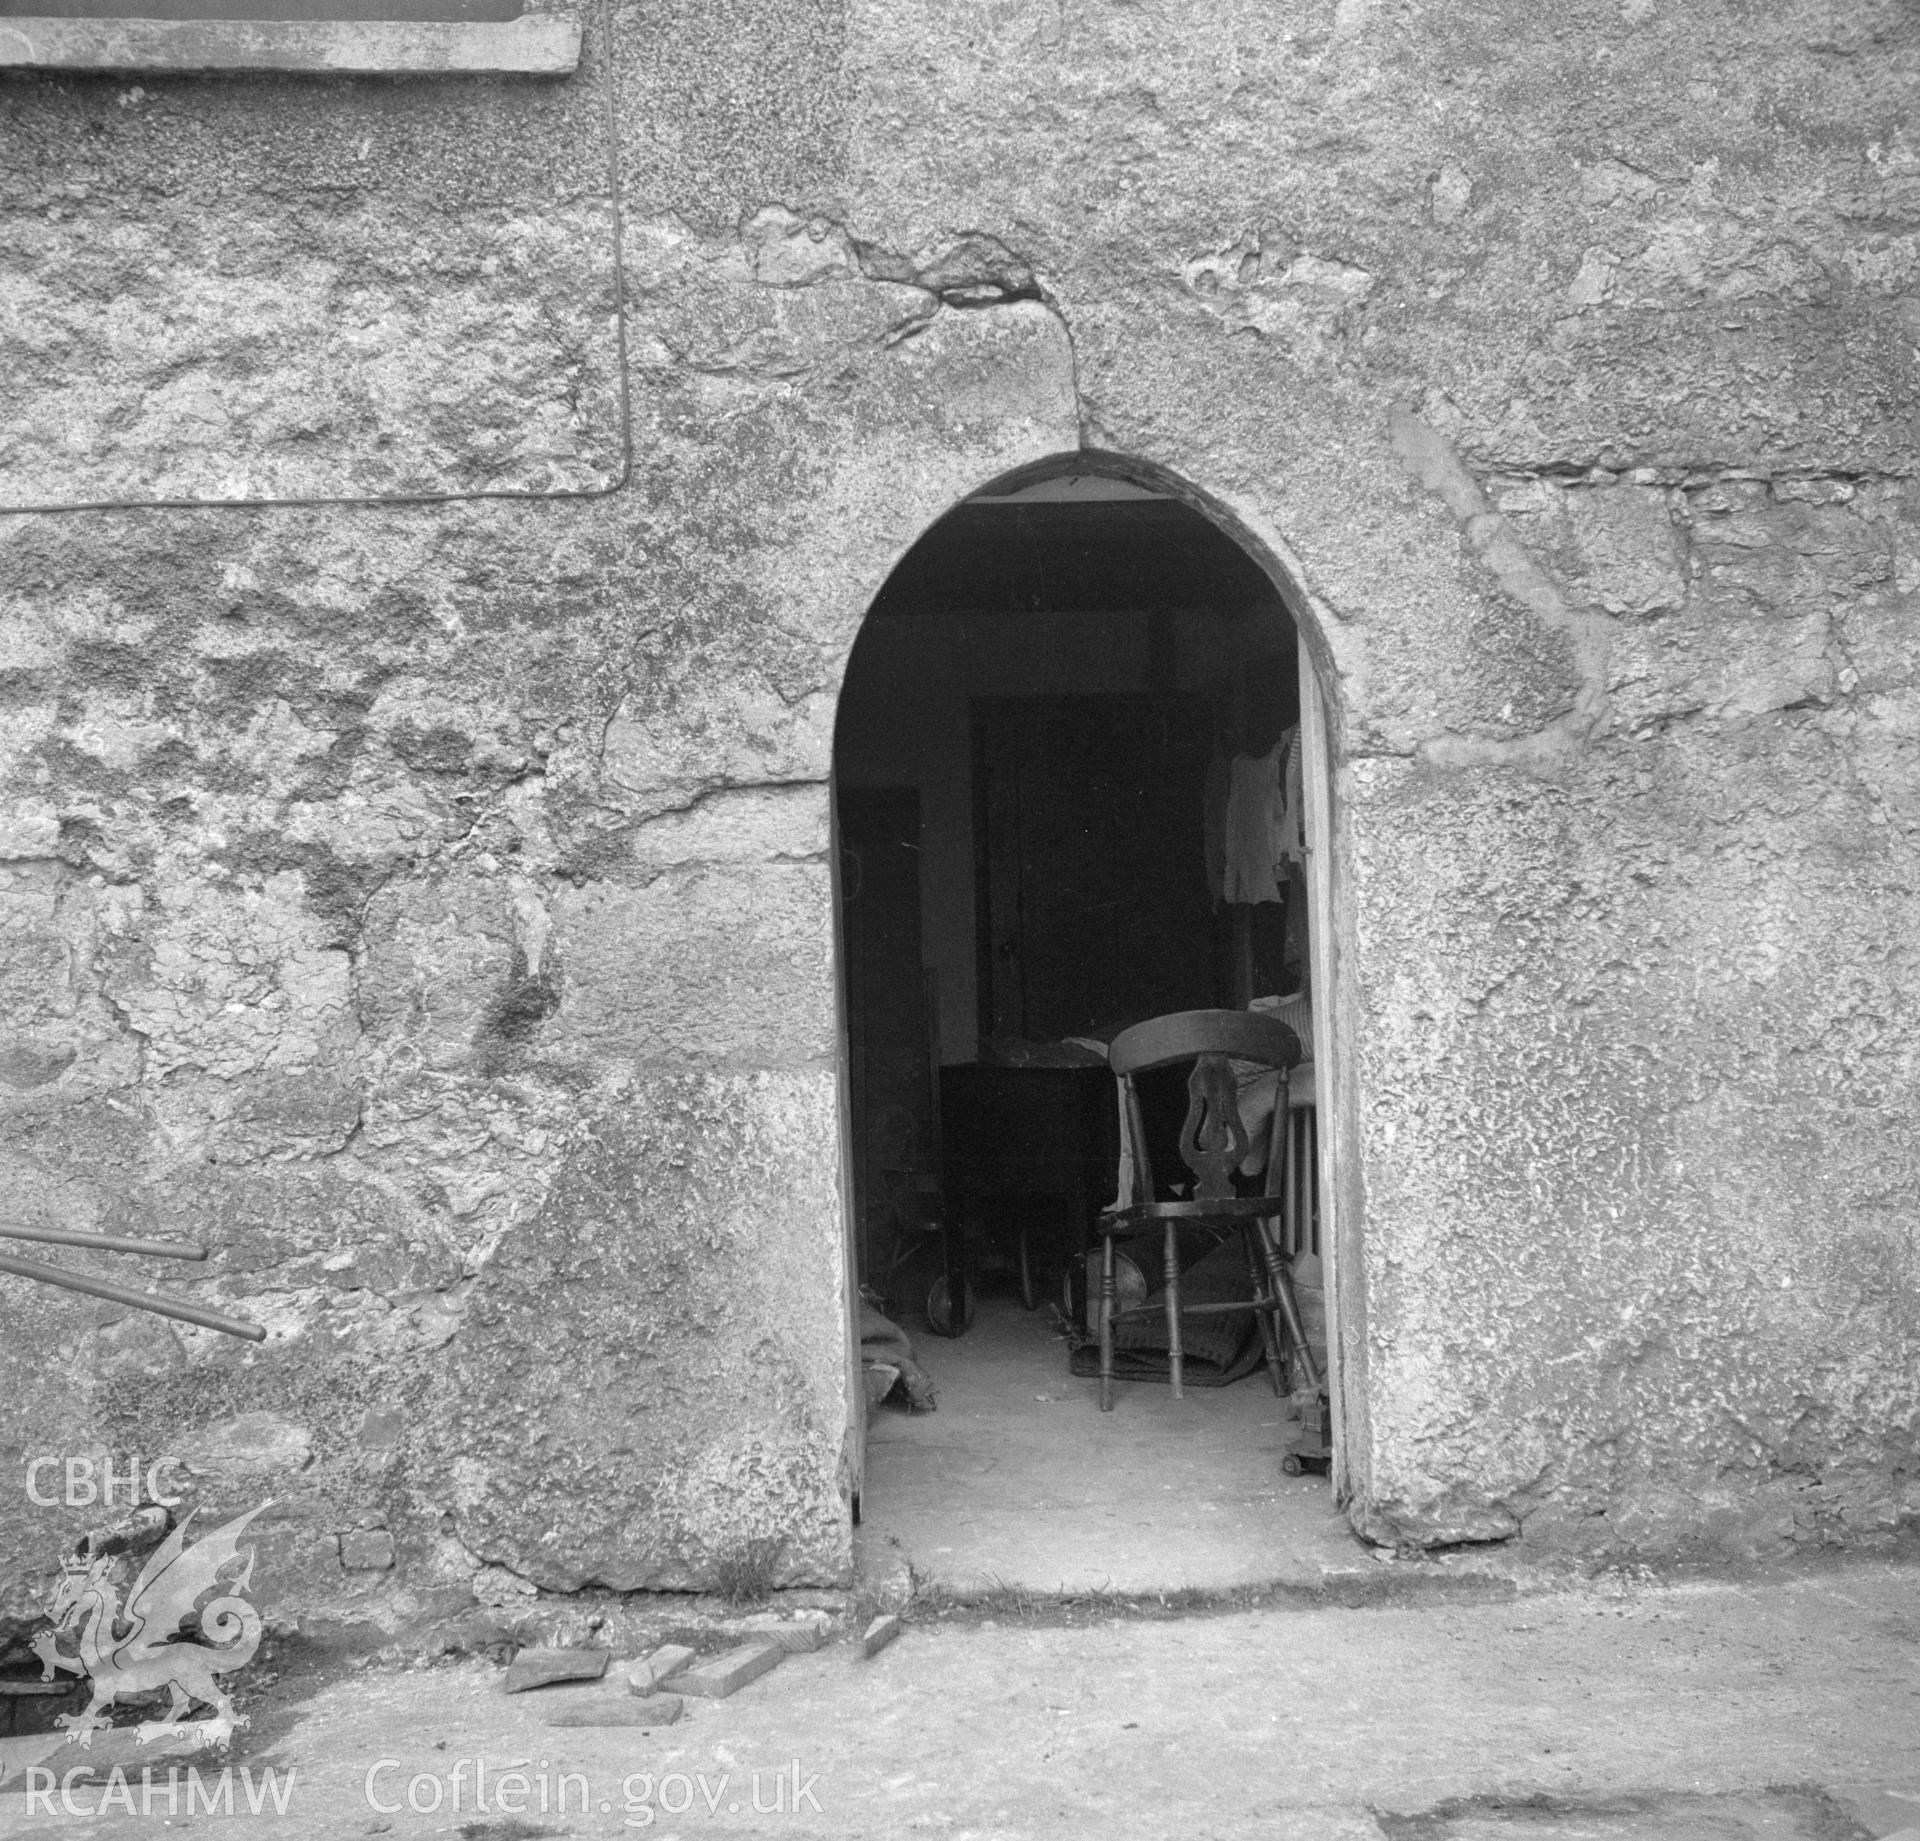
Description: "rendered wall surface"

(1, 0), (1916, 1635)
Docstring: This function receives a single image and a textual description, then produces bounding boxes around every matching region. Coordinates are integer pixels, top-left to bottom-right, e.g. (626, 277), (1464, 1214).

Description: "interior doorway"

(833, 463), (1347, 1592)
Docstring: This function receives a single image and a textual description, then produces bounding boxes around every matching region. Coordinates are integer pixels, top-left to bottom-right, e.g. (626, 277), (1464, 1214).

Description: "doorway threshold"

(861, 1296), (1368, 1597)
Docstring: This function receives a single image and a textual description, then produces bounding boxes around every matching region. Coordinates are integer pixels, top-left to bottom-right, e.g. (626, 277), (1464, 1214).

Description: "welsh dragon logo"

(30, 1503), (269, 1748)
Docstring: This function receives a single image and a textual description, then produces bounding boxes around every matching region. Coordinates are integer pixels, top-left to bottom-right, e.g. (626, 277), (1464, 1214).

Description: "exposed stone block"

(175, 1412), (314, 1480)
(339, 1529), (396, 1573)
(433, 1071), (851, 1594)
(0, 1037), (75, 1090)
(0, 198), (622, 505)
(1492, 478), (1686, 618)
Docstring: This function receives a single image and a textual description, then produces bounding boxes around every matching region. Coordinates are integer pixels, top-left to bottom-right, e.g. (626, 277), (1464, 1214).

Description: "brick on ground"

(625, 1644), (698, 1696)
(504, 1647), (609, 1694)
(860, 1614), (902, 1659)
(737, 1609), (833, 1653)
(671, 1640), (785, 1700)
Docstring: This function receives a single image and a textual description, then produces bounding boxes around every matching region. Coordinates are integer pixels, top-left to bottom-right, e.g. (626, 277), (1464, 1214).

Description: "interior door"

(973, 694), (1221, 1042)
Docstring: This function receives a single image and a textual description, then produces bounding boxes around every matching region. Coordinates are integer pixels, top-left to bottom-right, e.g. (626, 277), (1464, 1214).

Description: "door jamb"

(827, 771), (866, 1524)
(1298, 637), (1352, 1500)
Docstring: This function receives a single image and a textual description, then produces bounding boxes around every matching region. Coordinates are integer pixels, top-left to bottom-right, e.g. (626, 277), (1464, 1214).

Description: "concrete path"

(7, 1561), (1920, 1840)
(862, 1296), (1362, 1593)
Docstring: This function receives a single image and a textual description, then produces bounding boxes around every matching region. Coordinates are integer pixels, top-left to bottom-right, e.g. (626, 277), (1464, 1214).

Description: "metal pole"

(0, 1252), (265, 1342)
(0, 1223), (206, 1261)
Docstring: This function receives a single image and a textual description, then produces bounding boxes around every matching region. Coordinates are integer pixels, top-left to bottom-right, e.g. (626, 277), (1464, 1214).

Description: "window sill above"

(0, 12), (580, 72)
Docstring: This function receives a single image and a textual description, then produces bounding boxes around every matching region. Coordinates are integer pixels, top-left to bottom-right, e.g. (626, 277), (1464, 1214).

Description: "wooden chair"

(1095, 1008), (1321, 1412)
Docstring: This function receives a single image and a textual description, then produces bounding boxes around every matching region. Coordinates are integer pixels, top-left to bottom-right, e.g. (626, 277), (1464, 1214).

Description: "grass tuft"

(709, 1536), (785, 1608)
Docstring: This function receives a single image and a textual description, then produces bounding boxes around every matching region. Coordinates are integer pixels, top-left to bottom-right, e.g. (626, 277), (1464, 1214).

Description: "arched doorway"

(832, 454), (1346, 1592)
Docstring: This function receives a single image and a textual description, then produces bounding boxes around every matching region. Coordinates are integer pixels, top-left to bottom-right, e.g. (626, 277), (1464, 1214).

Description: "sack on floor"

(859, 1301), (938, 1411)
(1063, 1234), (1266, 1387)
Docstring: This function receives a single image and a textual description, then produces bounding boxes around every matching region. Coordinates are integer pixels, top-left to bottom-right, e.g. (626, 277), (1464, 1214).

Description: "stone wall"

(1, 0), (1916, 1634)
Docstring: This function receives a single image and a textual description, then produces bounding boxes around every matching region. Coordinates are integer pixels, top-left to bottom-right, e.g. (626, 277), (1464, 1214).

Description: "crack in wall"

(620, 776), (825, 827)
(1490, 463), (1919, 488)
(865, 228), (1086, 444)
(829, 216), (1085, 432)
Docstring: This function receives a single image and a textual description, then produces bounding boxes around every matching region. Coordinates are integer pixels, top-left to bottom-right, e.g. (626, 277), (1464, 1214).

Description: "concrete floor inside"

(860, 1294), (1366, 1594)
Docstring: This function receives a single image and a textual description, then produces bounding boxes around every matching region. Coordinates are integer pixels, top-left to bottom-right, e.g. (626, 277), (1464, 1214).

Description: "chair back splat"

(1179, 1055), (1248, 1203)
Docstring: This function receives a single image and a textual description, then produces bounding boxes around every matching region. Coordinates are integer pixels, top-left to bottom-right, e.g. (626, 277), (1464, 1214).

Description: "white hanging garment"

(1222, 741), (1285, 903)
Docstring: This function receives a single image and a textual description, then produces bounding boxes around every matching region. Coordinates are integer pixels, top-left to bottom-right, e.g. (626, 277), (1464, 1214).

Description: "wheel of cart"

(1279, 1384), (1332, 1476)
(926, 1271), (975, 1338)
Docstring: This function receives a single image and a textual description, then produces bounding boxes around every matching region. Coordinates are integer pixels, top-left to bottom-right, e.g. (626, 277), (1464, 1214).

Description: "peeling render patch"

(1389, 407), (1614, 770)
(1182, 229), (1376, 372)
(657, 209), (1088, 442)
(853, 227), (1045, 310)
(1384, 414), (1917, 771)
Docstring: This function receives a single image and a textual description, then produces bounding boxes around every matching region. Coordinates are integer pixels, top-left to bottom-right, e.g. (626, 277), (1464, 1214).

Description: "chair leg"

(1254, 1216), (1320, 1394)
(1296, 1111), (1311, 1259)
(1164, 1222), (1184, 1400)
(1242, 1225), (1286, 1396)
(1283, 1113), (1300, 1259)
(1098, 1233), (1115, 1412)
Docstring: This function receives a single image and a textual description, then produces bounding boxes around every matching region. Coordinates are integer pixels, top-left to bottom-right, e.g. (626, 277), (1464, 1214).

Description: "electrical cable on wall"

(0, 1221), (265, 1340)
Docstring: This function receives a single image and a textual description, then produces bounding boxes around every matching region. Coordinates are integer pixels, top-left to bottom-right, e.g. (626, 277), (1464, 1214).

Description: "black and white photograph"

(1, 0), (1917, 1834)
